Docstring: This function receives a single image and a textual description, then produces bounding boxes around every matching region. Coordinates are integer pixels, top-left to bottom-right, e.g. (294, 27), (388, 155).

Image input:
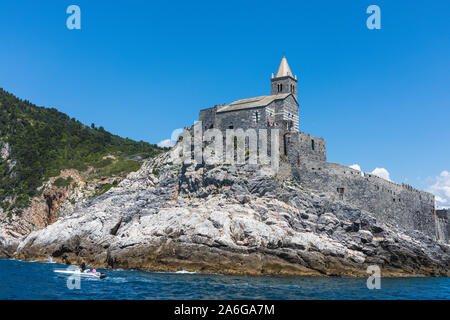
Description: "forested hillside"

(0, 88), (163, 212)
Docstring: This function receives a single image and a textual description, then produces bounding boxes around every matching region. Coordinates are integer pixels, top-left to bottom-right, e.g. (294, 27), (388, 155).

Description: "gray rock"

(1, 148), (449, 277)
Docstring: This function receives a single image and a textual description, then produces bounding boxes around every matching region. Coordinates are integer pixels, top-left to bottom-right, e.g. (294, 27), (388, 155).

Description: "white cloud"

(157, 139), (172, 148)
(349, 164), (361, 171)
(157, 128), (184, 148)
(371, 167), (391, 181)
(426, 170), (450, 208)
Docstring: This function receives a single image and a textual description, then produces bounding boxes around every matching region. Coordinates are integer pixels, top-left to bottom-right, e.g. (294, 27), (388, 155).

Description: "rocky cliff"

(2, 144), (449, 277)
(0, 88), (162, 224)
(0, 88), (164, 249)
(0, 168), (122, 239)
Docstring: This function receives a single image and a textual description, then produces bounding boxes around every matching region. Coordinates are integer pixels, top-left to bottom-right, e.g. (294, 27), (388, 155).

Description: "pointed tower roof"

(275, 56), (293, 78)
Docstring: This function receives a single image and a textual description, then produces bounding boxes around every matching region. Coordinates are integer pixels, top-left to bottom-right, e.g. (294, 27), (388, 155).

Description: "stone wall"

(273, 95), (299, 131)
(215, 107), (269, 132)
(435, 209), (449, 242)
(291, 159), (437, 239)
(284, 131), (326, 163)
(198, 106), (217, 132)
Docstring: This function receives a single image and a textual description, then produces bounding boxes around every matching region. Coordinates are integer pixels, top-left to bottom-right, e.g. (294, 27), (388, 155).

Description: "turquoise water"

(0, 258), (448, 299)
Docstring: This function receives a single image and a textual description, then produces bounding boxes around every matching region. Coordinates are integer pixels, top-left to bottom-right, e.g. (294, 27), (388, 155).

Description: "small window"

(254, 111), (259, 123)
(311, 139), (315, 150)
(228, 125), (234, 129)
(337, 187), (344, 200)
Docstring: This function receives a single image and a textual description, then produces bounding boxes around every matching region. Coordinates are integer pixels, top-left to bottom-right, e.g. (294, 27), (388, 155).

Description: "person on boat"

(80, 259), (86, 272)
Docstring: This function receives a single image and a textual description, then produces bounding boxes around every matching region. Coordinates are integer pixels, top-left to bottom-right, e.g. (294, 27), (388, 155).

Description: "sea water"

(0, 258), (448, 300)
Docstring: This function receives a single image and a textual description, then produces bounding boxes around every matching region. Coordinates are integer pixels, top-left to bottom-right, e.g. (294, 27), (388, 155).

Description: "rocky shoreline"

(1, 147), (449, 277)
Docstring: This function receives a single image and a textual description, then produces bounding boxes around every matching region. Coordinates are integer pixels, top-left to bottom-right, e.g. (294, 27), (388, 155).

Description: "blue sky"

(0, 0), (449, 205)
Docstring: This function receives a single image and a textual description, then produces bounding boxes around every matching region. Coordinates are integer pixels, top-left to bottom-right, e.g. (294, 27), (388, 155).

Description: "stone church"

(199, 56), (326, 163)
(197, 57), (446, 243)
(200, 56), (299, 132)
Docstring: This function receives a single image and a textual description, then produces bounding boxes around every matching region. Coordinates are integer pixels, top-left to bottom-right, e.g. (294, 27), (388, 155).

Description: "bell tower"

(271, 56), (297, 99)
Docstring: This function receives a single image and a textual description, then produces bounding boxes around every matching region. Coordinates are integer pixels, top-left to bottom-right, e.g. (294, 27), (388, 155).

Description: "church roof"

(275, 56), (293, 78)
(216, 93), (291, 113)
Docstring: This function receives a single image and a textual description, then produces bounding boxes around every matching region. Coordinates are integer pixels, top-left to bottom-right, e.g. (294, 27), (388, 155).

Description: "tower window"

(311, 139), (315, 150)
(280, 84), (283, 92)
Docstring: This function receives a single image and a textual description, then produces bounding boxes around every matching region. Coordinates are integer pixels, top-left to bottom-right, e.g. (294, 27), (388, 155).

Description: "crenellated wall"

(289, 155), (438, 239)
